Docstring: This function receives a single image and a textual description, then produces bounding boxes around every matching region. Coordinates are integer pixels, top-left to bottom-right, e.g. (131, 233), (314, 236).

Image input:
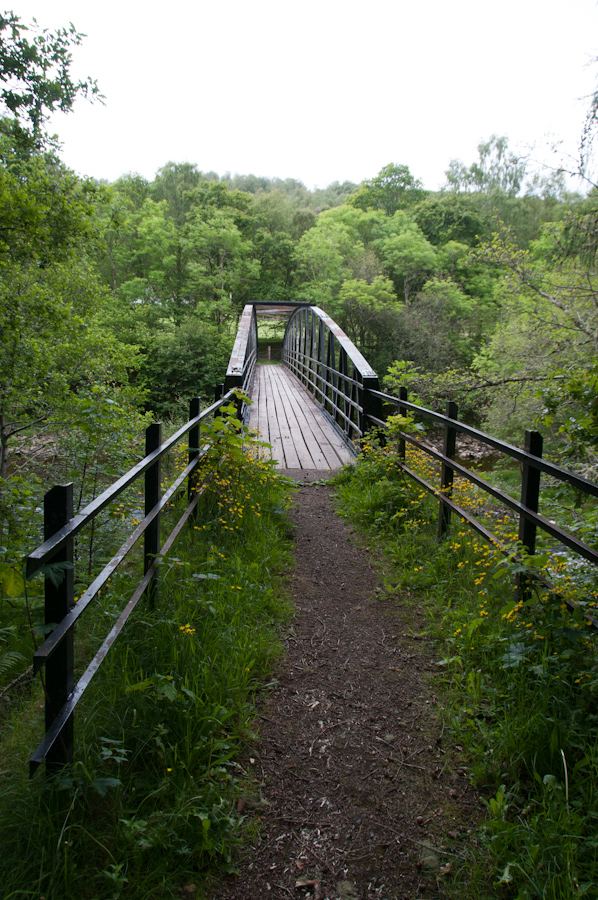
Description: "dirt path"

(208, 474), (480, 900)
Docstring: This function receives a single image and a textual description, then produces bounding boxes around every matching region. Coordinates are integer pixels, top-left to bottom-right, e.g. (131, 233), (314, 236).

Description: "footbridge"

(24, 301), (383, 774)
(223, 302), (383, 471)
(24, 300), (598, 775)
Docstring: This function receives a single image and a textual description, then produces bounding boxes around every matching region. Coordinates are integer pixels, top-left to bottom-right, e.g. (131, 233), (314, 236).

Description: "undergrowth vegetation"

(335, 435), (598, 900)
(0, 429), (294, 900)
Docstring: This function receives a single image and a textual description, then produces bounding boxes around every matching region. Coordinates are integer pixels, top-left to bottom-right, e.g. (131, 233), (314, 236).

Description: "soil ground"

(207, 471), (481, 900)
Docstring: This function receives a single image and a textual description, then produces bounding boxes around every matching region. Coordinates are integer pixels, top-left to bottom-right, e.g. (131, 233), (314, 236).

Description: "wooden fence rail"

(25, 390), (237, 776)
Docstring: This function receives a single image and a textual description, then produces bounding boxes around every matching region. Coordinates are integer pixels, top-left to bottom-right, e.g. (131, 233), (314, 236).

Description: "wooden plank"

(293, 370), (360, 447)
(265, 368), (299, 467)
(247, 364), (355, 470)
(272, 369), (329, 468)
(268, 368), (322, 468)
(266, 393), (284, 467)
(256, 369), (270, 444)
(275, 367), (352, 468)
(282, 372), (353, 467)
(299, 408), (352, 468)
(264, 367), (301, 468)
(248, 365), (261, 433)
(275, 367), (353, 469)
(252, 368), (275, 463)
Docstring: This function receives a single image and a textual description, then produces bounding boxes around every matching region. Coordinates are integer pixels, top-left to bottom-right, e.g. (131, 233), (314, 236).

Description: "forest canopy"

(1, 8), (597, 563)
(4, 15), (598, 900)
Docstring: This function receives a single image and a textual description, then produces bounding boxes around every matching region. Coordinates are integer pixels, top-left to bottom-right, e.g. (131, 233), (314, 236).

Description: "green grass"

(0, 436), (295, 900)
(334, 435), (598, 900)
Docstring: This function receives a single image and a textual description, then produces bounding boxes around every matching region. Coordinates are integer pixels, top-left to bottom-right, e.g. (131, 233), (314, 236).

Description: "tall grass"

(0, 437), (294, 900)
(335, 435), (598, 899)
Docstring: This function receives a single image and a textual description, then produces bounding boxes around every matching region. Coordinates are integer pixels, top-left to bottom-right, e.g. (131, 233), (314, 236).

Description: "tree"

(250, 228), (296, 304)
(96, 175), (264, 325)
(445, 135), (527, 196)
(0, 251), (145, 547)
(349, 163), (425, 216)
(375, 212), (438, 304)
(471, 219), (598, 464)
(139, 315), (234, 417)
(0, 11), (101, 152)
(151, 161), (203, 227)
(0, 138), (98, 264)
(337, 275), (396, 345)
(295, 216), (357, 307)
(412, 192), (490, 247)
(186, 205), (260, 320)
(0, 13), (141, 556)
(401, 278), (476, 370)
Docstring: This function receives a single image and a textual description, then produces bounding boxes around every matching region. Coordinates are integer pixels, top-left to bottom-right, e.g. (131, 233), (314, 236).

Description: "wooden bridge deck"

(248, 365), (354, 470)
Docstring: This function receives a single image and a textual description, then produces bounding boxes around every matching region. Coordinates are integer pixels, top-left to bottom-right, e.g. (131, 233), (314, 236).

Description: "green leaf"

(501, 642), (526, 668)
(0, 563), (24, 598)
(528, 664), (546, 677)
(92, 776), (121, 797)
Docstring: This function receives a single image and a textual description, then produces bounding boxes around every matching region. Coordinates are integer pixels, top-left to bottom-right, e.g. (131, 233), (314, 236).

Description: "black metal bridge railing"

(23, 300), (598, 777)
(281, 304), (382, 451)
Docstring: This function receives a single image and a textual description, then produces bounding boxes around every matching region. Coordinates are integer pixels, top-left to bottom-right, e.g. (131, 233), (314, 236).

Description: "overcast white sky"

(10, 0), (598, 191)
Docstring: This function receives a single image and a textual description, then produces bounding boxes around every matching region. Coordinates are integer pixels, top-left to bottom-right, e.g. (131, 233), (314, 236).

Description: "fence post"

(144, 422), (162, 608)
(309, 312), (317, 397)
(517, 429), (543, 600)
(318, 318), (326, 406)
(188, 398), (201, 515)
(44, 483), (75, 773)
(327, 336), (337, 421)
(438, 400), (458, 540)
(223, 374), (243, 420)
(214, 383), (224, 418)
(360, 377), (383, 437)
(397, 386), (408, 461)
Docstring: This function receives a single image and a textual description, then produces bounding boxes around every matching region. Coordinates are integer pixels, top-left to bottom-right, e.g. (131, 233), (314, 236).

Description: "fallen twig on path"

(291, 829), (335, 874)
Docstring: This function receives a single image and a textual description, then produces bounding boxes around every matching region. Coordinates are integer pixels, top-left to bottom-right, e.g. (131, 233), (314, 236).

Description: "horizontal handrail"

(286, 354), (363, 413)
(26, 392), (235, 578)
(397, 430), (598, 567)
(370, 389), (598, 497)
(281, 305), (380, 445)
(29, 486), (205, 774)
(395, 455), (598, 628)
(224, 304), (258, 424)
(32, 456), (206, 675)
(368, 384), (598, 619)
(291, 350), (364, 391)
(26, 390), (237, 774)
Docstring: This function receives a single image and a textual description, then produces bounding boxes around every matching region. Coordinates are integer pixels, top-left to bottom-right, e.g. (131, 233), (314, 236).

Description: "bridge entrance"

(225, 302), (380, 472)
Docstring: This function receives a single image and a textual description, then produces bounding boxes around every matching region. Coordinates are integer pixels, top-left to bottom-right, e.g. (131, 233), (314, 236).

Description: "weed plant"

(335, 434), (598, 899)
(0, 425), (294, 899)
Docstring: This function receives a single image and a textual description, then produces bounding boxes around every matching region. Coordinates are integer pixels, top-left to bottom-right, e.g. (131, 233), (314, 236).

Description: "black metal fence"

(366, 388), (598, 620)
(25, 391), (236, 776)
(278, 306), (598, 615)
(25, 301), (598, 774)
(281, 305), (382, 449)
